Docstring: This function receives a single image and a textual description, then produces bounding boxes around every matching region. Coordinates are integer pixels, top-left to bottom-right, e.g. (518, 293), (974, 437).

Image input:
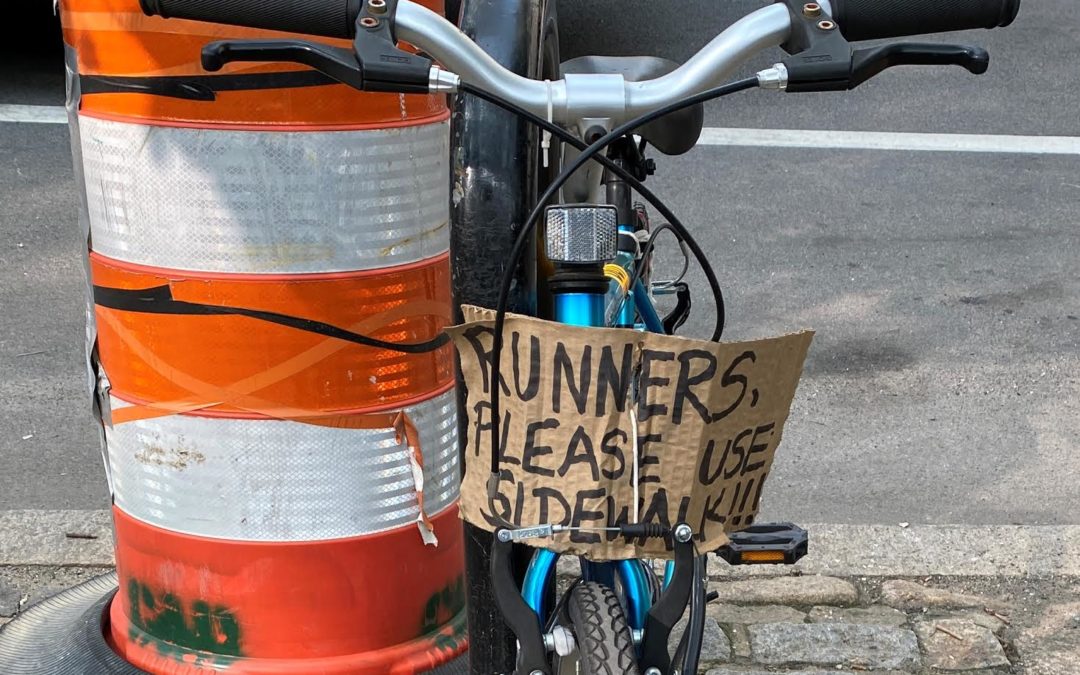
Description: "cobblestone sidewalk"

(668, 574), (1080, 674)
(4, 567), (1080, 673)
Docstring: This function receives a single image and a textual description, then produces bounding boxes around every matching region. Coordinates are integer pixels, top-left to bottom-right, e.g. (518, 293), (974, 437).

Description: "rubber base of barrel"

(0, 574), (144, 674)
(0, 573), (469, 675)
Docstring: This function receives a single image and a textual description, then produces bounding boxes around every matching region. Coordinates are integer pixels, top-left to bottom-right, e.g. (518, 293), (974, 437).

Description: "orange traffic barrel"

(60, 0), (446, 127)
(53, 0), (468, 672)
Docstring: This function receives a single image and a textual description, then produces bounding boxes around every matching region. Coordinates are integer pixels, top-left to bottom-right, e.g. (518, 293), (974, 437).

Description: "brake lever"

(783, 39), (990, 92)
(199, 0), (434, 94)
(202, 40), (366, 89)
(775, 0), (990, 93)
(849, 43), (990, 88)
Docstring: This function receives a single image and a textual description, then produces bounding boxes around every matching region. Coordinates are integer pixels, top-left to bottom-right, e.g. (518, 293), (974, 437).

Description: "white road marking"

(697, 126), (1080, 155)
(0, 104), (67, 125)
(4, 103), (1080, 157)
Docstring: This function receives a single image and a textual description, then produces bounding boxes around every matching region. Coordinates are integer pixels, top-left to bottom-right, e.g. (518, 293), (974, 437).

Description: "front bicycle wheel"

(561, 582), (640, 675)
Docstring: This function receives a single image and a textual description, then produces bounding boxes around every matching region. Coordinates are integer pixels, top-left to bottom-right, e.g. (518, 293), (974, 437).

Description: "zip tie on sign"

(630, 406), (640, 523)
(542, 80), (553, 168)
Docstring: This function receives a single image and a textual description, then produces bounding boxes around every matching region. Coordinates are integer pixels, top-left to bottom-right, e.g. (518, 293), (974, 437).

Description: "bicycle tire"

(444, 0), (461, 23)
(565, 582), (640, 675)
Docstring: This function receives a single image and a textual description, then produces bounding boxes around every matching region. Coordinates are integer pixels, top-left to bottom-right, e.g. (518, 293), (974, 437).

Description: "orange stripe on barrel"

(91, 252), (455, 415)
(109, 505), (467, 674)
(61, 0), (447, 126)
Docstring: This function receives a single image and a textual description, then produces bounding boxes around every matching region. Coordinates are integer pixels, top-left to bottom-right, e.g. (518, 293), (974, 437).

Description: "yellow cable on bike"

(604, 263), (631, 292)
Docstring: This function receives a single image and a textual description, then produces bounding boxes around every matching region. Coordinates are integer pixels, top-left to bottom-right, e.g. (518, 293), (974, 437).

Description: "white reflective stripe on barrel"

(106, 389), (460, 541)
(79, 115), (450, 274)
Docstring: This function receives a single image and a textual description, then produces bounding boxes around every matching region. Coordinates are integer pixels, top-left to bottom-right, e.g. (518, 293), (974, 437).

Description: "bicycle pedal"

(714, 522), (808, 566)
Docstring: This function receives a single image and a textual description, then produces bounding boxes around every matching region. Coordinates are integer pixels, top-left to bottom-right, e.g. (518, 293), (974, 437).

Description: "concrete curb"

(0, 511), (113, 566)
(2, 511), (1079, 576)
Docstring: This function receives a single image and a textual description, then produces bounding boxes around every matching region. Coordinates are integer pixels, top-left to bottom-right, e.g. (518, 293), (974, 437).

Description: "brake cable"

(645, 223), (692, 291)
(461, 76), (760, 501)
(459, 82), (730, 345)
(616, 222), (689, 321)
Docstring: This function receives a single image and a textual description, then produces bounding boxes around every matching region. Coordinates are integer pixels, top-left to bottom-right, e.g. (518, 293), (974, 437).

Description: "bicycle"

(139, 0), (1021, 672)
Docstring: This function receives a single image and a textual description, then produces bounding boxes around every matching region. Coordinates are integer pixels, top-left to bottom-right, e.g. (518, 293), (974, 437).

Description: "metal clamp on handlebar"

(201, 0), (433, 94)
(773, 0), (990, 92)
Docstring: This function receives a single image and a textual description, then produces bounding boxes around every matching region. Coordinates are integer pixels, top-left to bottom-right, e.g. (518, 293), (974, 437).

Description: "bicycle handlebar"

(832, 0), (1021, 42)
(140, 0), (795, 124)
(142, 0), (1020, 125)
(399, 1), (791, 122)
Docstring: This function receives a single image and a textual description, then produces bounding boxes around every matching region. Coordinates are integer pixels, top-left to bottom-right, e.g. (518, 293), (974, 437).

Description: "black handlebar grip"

(140, 0), (362, 39)
(831, 0), (1021, 42)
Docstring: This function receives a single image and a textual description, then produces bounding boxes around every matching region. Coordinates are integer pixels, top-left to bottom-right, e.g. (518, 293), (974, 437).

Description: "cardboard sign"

(447, 305), (813, 560)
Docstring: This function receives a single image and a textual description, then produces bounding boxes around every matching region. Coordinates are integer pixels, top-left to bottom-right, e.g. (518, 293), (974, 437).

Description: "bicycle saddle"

(560, 55), (705, 156)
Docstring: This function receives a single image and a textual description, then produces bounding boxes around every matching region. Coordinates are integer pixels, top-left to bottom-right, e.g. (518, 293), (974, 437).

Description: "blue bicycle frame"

(520, 224), (656, 632)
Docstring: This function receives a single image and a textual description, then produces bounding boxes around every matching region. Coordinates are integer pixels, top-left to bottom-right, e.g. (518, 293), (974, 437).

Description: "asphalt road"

(0, 3), (1077, 527)
(561, 0), (1080, 135)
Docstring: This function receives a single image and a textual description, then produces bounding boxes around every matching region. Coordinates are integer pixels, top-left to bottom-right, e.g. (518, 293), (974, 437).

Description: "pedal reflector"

(715, 522), (809, 566)
(739, 550), (788, 564)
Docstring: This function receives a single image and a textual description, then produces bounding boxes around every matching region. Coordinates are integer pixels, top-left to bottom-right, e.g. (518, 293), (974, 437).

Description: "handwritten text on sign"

(447, 306), (813, 560)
